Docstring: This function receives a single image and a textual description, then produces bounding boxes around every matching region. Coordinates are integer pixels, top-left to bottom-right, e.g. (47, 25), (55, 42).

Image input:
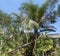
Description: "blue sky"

(0, 0), (45, 13)
(0, 0), (60, 34)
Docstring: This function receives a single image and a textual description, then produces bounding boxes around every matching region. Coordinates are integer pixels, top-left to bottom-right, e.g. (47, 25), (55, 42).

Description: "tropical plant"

(16, 0), (59, 56)
(0, 0), (60, 56)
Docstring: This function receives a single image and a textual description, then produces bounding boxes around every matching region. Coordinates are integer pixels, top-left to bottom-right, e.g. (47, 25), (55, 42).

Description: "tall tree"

(0, 0), (60, 56)
(17, 0), (59, 56)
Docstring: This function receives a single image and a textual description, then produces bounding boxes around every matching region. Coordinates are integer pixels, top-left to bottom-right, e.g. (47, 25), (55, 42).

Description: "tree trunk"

(23, 42), (35, 56)
(23, 29), (39, 56)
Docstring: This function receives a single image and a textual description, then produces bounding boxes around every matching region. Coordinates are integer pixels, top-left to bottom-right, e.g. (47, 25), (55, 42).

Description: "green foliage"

(33, 34), (53, 56)
(0, 0), (60, 56)
(21, 0), (49, 22)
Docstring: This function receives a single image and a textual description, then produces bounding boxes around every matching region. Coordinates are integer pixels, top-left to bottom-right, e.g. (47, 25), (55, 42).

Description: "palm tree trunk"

(23, 29), (38, 56)
(23, 42), (35, 56)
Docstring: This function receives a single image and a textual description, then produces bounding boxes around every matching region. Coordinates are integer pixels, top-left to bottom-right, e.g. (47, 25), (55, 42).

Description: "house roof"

(48, 34), (60, 38)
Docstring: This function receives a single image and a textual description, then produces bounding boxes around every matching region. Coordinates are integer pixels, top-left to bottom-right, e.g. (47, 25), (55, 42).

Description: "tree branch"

(7, 40), (35, 54)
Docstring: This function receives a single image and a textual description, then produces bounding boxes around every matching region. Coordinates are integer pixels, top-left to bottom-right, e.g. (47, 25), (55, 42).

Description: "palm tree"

(7, 0), (60, 56)
(19, 0), (59, 56)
